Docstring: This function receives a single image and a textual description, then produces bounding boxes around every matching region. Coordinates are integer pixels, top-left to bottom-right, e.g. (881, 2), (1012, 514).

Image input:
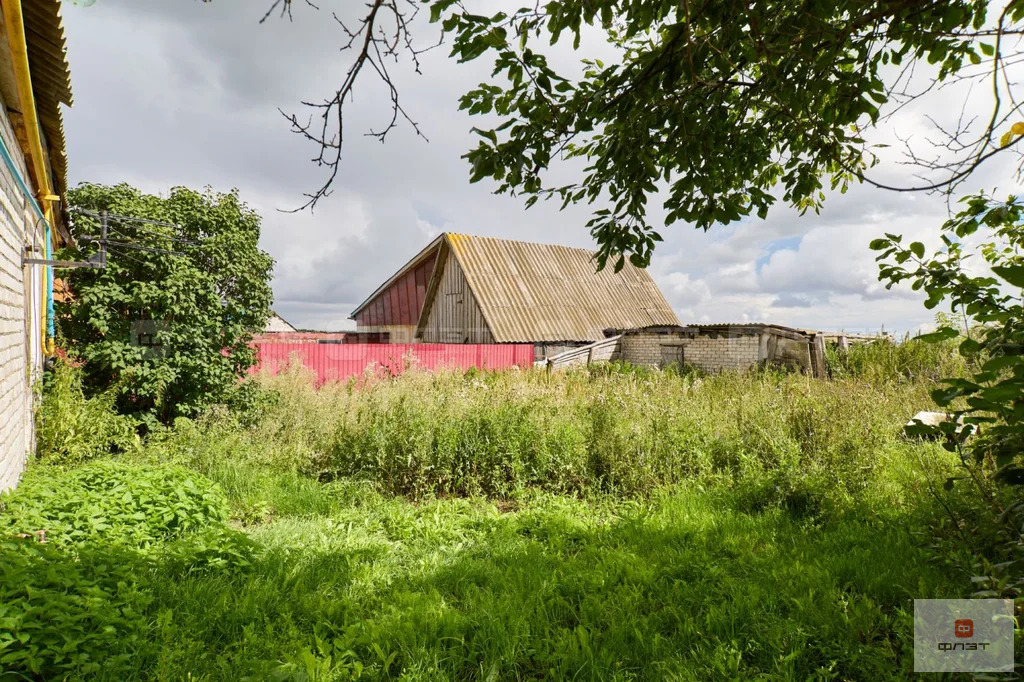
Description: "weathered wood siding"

(419, 251), (494, 344)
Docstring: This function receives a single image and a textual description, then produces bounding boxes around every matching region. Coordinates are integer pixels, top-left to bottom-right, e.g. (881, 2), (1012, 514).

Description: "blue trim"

(0, 127), (54, 339)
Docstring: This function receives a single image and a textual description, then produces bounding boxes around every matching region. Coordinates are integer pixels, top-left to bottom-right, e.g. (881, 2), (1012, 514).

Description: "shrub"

(35, 358), (139, 465)
(0, 474), (249, 680)
(0, 461), (228, 549)
(59, 182), (274, 422)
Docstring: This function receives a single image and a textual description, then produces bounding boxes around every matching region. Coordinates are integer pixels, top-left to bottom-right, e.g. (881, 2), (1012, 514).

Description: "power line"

(103, 244), (151, 269)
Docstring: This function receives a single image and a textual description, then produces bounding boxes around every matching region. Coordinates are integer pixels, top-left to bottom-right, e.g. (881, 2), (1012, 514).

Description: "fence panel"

(250, 343), (534, 385)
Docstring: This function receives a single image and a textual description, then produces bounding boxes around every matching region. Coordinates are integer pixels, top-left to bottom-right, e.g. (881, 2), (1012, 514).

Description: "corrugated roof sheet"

(23, 0), (72, 211)
(445, 233), (680, 343)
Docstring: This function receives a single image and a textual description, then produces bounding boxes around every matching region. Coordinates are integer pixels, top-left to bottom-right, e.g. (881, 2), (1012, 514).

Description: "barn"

(349, 233), (680, 358)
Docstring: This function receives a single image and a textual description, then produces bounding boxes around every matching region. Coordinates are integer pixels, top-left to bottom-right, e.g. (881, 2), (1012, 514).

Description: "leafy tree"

(872, 195), (1024, 599)
(58, 183), (274, 422)
(254, 0), (1024, 268)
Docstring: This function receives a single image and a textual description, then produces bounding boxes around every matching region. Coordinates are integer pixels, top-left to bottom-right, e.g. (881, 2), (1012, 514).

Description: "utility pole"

(98, 210), (108, 268)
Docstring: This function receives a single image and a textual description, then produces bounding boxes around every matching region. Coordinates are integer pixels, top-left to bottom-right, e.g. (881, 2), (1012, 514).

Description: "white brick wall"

(0, 104), (44, 493)
(619, 333), (761, 373)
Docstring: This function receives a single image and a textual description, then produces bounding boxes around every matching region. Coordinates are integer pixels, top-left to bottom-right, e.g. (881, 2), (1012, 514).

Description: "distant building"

(349, 233), (680, 358)
(265, 311), (296, 333)
(250, 312), (353, 344)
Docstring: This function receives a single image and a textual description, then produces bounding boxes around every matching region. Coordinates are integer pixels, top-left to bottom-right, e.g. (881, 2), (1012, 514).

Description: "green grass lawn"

(0, 363), (976, 680)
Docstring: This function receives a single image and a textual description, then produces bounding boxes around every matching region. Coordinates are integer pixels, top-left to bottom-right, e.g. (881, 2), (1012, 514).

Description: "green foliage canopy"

(59, 183), (274, 421)
(871, 194), (1024, 480)
(441, 0), (1015, 268)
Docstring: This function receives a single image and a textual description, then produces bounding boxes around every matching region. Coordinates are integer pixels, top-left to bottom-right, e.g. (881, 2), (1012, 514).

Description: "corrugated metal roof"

(445, 233), (680, 343)
(23, 0), (72, 218)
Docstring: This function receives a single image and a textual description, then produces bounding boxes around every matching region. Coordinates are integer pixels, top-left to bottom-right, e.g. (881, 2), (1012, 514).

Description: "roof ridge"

(442, 231), (601, 256)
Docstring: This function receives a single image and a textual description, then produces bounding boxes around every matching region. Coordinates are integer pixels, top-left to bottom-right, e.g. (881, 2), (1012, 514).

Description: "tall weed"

(826, 335), (967, 383)
(36, 359), (139, 465)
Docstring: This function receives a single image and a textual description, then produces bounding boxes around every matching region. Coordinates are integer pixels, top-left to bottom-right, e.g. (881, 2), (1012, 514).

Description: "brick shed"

(543, 324), (827, 378)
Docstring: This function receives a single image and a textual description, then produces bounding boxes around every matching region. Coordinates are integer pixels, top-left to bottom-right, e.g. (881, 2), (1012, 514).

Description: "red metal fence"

(250, 343), (535, 385)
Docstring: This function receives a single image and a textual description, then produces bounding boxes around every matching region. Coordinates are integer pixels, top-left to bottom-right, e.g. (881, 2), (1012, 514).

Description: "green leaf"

(991, 265), (1024, 288)
(982, 355), (1023, 372)
(915, 327), (958, 343)
(994, 466), (1024, 485)
(958, 338), (981, 355)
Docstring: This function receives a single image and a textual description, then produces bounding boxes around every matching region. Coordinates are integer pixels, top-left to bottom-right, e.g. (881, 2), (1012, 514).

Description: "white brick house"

(0, 0), (73, 491)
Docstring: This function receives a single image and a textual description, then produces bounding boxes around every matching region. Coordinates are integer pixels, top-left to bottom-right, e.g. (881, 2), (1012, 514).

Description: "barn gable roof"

(351, 232), (680, 343)
(349, 234), (443, 319)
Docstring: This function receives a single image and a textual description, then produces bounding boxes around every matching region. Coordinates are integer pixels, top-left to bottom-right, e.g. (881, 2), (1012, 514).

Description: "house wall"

(543, 325), (828, 378)
(419, 252), (494, 344)
(354, 251), (436, 342)
(0, 103), (44, 492)
(264, 313), (295, 333)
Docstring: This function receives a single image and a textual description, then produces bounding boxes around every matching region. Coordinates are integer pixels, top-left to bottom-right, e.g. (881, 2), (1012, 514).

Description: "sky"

(57, 0), (1022, 333)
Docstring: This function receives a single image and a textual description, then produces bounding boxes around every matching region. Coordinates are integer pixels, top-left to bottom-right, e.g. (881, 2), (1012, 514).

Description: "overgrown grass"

(825, 335), (968, 384)
(34, 358), (139, 466)
(149, 362), (949, 511)
(0, 359), (982, 679)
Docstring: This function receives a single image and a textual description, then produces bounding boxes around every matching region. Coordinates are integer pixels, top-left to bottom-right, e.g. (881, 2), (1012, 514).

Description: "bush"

(35, 358), (139, 465)
(0, 461), (228, 549)
(0, 464), (249, 680)
(59, 182), (274, 422)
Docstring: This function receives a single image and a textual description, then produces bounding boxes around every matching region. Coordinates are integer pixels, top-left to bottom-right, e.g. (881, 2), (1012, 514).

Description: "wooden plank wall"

(420, 253), (494, 344)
